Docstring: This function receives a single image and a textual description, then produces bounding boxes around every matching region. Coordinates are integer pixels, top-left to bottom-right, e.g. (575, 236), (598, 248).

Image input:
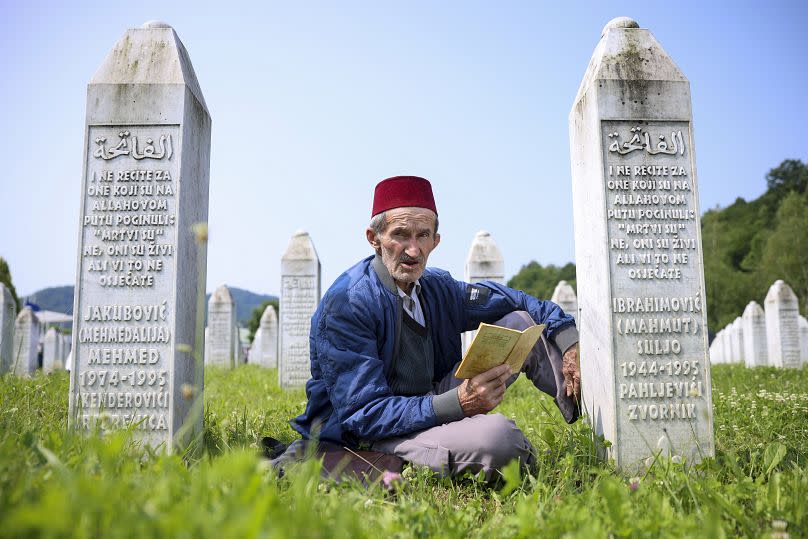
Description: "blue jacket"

(291, 255), (578, 445)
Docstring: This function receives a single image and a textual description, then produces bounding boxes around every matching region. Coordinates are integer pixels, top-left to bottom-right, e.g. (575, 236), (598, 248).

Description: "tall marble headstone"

(0, 284), (16, 374)
(69, 22), (211, 450)
(764, 280), (800, 368)
(12, 307), (40, 375)
(742, 301), (767, 367)
(570, 17), (713, 468)
(206, 285), (237, 368)
(251, 305), (278, 368)
(280, 230), (320, 388)
(551, 281), (579, 322)
(463, 230), (505, 351)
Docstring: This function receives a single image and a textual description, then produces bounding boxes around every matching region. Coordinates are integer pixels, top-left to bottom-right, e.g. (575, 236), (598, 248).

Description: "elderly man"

(287, 176), (580, 480)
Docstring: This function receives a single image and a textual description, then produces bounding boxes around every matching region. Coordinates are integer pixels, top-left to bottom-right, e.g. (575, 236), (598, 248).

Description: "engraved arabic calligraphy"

(93, 130), (174, 161)
(608, 126), (685, 157)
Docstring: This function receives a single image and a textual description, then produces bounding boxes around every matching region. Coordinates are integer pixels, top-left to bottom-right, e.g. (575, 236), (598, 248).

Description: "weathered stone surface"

(742, 301), (768, 367)
(251, 305), (278, 368)
(207, 285), (237, 368)
(0, 284), (16, 374)
(68, 22), (211, 451)
(551, 281), (578, 322)
(569, 17), (713, 469)
(799, 315), (808, 365)
(463, 230), (505, 352)
(764, 280), (800, 368)
(13, 307), (40, 375)
(280, 230), (320, 388)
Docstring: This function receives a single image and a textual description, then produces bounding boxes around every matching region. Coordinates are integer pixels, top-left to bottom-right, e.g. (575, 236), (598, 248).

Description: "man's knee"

(471, 414), (532, 472)
(495, 311), (533, 332)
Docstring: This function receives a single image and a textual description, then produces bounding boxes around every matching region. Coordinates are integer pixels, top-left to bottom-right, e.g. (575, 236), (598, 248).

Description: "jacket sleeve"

(315, 288), (440, 441)
(458, 277), (579, 353)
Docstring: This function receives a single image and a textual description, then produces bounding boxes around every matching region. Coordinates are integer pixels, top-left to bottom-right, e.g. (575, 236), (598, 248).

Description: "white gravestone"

(764, 280), (800, 368)
(721, 328), (732, 363)
(0, 284), (16, 374)
(742, 301), (768, 367)
(551, 281), (579, 323)
(569, 17), (714, 469)
(463, 230), (505, 352)
(62, 334), (72, 365)
(206, 285), (237, 368)
(251, 305), (278, 368)
(13, 307), (40, 375)
(798, 315), (808, 365)
(68, 22), (211, 451)
(709, 330), (722, 364)
(730, 317), (745, 365)
(43, 328), (61, 373)
(280, 230), (320, 388)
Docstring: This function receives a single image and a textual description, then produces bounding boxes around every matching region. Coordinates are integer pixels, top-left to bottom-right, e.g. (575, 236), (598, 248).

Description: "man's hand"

(458, 364), (512, 417)
(562, 343), (581, 400)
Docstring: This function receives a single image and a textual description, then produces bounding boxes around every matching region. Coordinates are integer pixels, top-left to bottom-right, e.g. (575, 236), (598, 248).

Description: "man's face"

(366, 206), (440, 292)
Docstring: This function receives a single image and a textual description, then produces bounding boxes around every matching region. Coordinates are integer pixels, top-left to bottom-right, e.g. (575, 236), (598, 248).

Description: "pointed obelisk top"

(573, 16), (686, 109)
(90, 21), (208, 113)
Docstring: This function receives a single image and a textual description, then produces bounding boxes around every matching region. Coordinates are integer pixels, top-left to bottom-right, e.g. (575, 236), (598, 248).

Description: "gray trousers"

(371, 311), (574, 481)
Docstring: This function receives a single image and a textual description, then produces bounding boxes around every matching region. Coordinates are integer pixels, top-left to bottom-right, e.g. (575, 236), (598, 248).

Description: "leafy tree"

(247, 299), (279, 343)
(758, 190), (808, 312)
(0, 257), (20, 311)
(701, 159), (808, 331)
(507, 261), (576, 300)
(765, 159), (808, 197)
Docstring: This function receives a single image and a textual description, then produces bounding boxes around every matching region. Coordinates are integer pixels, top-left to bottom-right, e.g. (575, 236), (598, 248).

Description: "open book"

(454, 322), (545, 379)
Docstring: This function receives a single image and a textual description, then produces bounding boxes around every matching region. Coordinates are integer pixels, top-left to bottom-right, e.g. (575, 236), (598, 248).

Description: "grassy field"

(1, 364), (806, 538)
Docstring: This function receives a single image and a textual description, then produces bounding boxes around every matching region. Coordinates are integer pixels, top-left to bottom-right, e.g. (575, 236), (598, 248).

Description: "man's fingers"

(475, 364), (512, 383)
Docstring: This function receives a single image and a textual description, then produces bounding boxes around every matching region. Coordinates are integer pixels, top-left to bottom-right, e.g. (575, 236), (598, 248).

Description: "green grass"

(1, 364), (806, 538)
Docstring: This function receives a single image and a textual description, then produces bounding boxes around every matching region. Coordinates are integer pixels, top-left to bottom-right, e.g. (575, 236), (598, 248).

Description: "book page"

(454, 323), (521, 379)
(503, 324), (545, 373)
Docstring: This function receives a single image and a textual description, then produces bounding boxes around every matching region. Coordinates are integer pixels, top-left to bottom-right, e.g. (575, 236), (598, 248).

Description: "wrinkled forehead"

(385, 207), (438, 230)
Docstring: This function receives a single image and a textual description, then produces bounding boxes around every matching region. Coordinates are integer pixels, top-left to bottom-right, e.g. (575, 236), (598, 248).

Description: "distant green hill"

(23, 286), (74, 315)
(23, 285), (277, 326)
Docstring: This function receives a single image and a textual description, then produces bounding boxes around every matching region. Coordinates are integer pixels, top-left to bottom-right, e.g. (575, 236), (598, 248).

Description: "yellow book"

(454, 322), (545, 379)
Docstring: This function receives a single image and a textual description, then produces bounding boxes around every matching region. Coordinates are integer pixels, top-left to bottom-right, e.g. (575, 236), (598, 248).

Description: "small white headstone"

(43, 327), (61, 373)
(252, 305), (278, 368)
(280, 230), (320, 388)
(551, 281), (578, 322)
(68, 22), (211, 450)
(13, 307), (40, 375)
(207, 285), (237, 368)
(463, 230), (505, 351)
(711, 329), (724, 364)
(742, 301), (767, 367)
(61, 334), (72, 365)
(799, 315), (808, 365)
(0, 284), (16, 374)
(569, 17), (713, 468)
(730, 317), (745, 365)
(764, 280), (800, 368)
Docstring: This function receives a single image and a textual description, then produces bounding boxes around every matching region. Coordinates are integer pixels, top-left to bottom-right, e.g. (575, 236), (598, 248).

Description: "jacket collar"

(371, 254), (398, 295)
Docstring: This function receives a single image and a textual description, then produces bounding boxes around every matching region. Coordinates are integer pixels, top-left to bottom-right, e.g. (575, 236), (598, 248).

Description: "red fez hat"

(372, 176), (437, 217)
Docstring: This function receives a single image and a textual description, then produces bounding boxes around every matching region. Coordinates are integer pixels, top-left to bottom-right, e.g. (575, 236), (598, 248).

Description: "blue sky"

(1, 1), (806, 299)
